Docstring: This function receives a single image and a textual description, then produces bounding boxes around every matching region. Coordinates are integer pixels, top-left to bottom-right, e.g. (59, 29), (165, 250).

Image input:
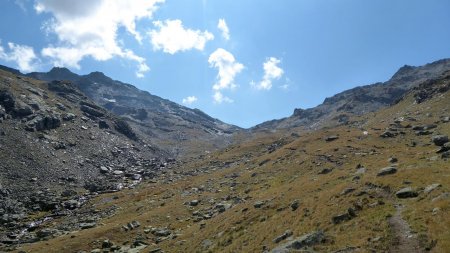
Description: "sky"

(0, 0), (450, 128)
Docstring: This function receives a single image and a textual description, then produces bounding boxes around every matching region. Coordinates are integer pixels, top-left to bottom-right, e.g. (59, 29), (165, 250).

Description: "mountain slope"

(253, 58), (450, 131)
(27, 68), (241, 156)
(15, 67), (450, 253)
(0, 69), (174, 247)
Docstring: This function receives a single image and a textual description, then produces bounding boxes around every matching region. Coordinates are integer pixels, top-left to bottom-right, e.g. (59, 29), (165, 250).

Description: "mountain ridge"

(25, 67), (241, 156)
(252, 58), (450, 131)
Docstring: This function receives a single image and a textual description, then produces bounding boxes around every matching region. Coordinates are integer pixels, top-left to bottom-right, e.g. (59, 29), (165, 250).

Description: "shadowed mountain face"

(27, 68), (241, 156)
(253, 58), (450, 131)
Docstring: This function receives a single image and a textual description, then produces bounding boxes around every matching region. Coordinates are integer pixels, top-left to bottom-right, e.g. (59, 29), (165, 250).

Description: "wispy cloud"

(35, 0), (163, 77)
(0, 41), (39, 72)
(252, 57), (284, 90)
(217, 18), (230, 41)
(208, 48), (244, 103)
(149, 19), (214, 54)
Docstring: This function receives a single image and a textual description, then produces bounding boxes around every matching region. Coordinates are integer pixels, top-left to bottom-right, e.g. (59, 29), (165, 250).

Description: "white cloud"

(35, 0), (163, 77)
(0, 42), (39, 72)
(217, 19), (230, 40)
(149, 19), (214, 54)
(213, 91), (233, 104)
(182, 96), (198, 105)
(253, 57), (284, 90)
(208, 48), (244, 103)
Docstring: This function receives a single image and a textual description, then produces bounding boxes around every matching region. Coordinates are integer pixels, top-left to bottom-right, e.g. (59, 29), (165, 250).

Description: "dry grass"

(16, 86), (450, 253)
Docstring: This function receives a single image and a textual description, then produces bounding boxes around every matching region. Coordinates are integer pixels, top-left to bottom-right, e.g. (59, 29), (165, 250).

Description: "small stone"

(388, 157), (398, 163)
(189, 200), (199, 206)
(112, 170), (123, 176)
(102, 239), (113, 248)
(290, 200), (300, 211)
(99, 166), (109, 174)
(254, 201), (264, 208)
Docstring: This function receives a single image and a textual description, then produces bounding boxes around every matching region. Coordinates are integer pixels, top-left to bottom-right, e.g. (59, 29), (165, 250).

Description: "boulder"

(189, 200), (199, 206)
(254, 201), (264, 208)
(318, 168), (333, 174)
(26, 114), (61, 131)
(271, 231), (325, 252)
(424, 183), (441, 194)
(12, 101), (33, 117)
(152, 228), (171, 237)
(325, 135), (339, 142)
(62, 113), (76, 121)
(99, 120), (110, 129)
(377, 166), (397, 176)
(80, 105), (105, 118)
(380, 131), (397, 138)
(273, 230), (293, 243)
(395, 187), (418, 198)
(0, 90), (15, 111)
(436, 142), (450, 153)
(290, 200), (300, 211)
(432, 135), (449, 146)
(80, 222), (96, 229)
(388, 157), (398, 163)
(36, 228), (57, 238)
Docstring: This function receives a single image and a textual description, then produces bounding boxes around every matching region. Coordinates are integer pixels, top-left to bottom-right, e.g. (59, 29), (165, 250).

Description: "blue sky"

(1, 0), (450, 128)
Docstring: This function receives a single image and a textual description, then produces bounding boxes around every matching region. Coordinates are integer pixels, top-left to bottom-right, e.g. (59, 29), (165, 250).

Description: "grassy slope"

(17, 84), (450, 253)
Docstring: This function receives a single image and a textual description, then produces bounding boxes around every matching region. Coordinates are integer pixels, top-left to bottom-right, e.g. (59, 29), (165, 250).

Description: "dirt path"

(388, 203), (424, 253)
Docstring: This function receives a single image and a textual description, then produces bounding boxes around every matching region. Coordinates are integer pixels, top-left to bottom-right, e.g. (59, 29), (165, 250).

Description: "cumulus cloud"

(35, 0), (163, 77)
(208, 48), (244, 103)
(217, 19), (230, 40)
(182, 96), (198, 105)
(213, 91), (233, 104)
(253, 57), (284, 90)
(0, 42), (39, 72)
(149, 19), (214, 54)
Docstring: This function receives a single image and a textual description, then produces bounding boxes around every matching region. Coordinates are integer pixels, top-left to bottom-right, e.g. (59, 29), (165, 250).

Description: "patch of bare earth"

(388, 204), (424, 253)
